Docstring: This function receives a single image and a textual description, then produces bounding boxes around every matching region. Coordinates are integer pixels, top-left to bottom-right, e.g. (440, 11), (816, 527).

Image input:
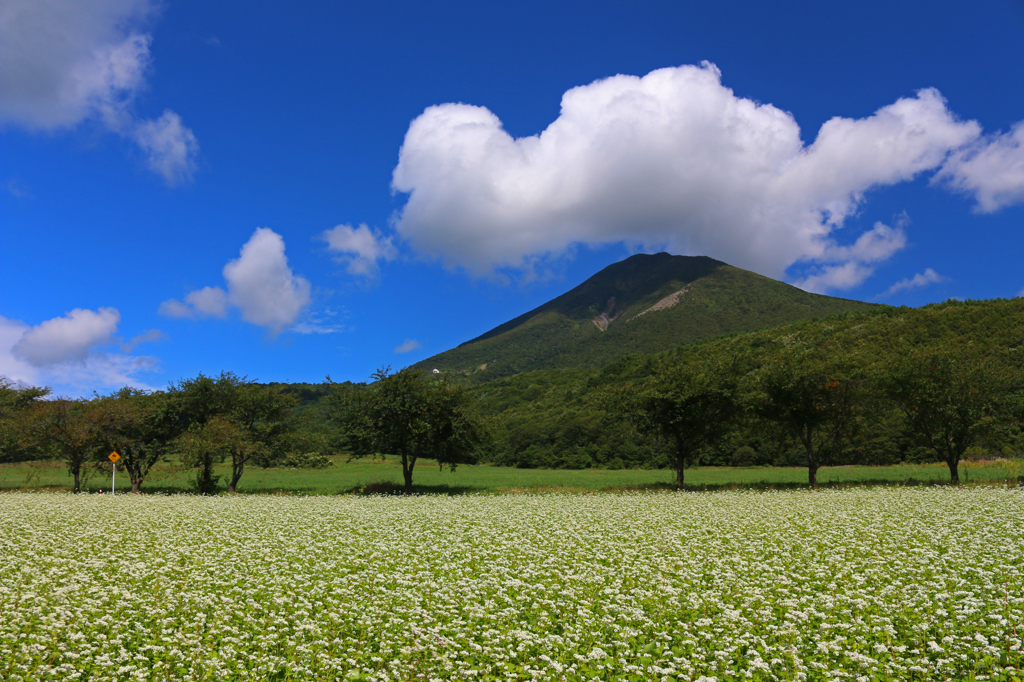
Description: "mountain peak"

(415, 254), (877, 381)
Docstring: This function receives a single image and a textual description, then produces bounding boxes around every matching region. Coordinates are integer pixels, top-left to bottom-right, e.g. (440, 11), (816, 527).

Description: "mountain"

(465, 297), (1024, 470)
(412, 253), (880, 380)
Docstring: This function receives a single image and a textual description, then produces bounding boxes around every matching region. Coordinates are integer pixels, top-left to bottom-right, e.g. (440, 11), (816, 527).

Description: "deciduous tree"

(333, 367), (483, 495)
(630, 358), (739, 490)
(27, 398), (104, 492)
(169, 373), (302, 493)
(748, 346), (863, 488)
(879, 348), (1015, 484)
(93, 388), (180, 493)
(0, 379), (50, 463)
(175, 416), (236, 494)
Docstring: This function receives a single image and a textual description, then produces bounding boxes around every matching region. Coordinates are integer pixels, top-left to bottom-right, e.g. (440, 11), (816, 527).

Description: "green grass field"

(0, 456), (1015, 495)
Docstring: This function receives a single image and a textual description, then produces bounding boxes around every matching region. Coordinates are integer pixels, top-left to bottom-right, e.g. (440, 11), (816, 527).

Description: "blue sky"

(1, 0), (1022, 396)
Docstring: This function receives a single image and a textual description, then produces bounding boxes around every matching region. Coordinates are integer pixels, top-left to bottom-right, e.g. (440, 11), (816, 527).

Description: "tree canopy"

(879, 347), (1018, 483)
(93, 388), (179, 493)
(169, 372), (306, 493)
(630, 357), (740, 489)
(0, 379), (50, 464)
(332, 367), (484, 495)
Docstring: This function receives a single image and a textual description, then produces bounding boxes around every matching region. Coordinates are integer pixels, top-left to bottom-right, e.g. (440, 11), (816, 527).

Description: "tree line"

(0, 373), (327, 494)
(3, 299), (1023, 494)
(627, 339), (1020, 488)
(466, 299), (1024, 487)
(0, 367), (481, 496)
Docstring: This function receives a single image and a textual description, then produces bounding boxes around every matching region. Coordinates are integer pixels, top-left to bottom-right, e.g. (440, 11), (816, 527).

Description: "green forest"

(3, 298), (1024, 492)
(461, 298), (1024, 484)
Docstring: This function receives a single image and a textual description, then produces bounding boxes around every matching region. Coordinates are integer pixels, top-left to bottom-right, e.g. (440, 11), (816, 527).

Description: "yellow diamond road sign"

(108, 452), (120, 463)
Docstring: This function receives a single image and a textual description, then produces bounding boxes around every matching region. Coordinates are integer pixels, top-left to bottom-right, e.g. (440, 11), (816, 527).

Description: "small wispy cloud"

(320, 224), (398, 278)
(878, 268), (946, 298)
(288, 307), (348, 335)
(5, 180), (32, 199)
(394, 339), (421, 354)
(290, 322), (348, 335)
(158, 286), (229, 319)
(122, 329), (167, 353)
(131, 110), (199, 186)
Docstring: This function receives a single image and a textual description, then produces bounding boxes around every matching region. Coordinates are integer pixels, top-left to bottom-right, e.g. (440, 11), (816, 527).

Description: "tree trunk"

(674, 433), (686, 491)
(401, 452), (413, 496)
(127, 464), (142, 494)
(947, 458), (960, 484)
(807, 443), (818, 489)
(198, 454), (216, 494)
(73, 468), (81, 494)
(228, 459), (243, 494)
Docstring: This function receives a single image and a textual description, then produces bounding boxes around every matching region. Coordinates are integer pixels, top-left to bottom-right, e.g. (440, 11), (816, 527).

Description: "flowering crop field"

(1, 489), (1022, 681)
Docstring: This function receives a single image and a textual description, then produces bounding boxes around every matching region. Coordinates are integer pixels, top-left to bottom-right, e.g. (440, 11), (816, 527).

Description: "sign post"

(108, 452), (120, 494)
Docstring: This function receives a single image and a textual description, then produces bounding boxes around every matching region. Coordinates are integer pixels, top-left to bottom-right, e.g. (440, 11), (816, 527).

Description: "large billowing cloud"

(160, 228), (312, 335)
(1, 309), (158, 393)
(391, 62), (1017, 291)
(0, 0), (198, 184)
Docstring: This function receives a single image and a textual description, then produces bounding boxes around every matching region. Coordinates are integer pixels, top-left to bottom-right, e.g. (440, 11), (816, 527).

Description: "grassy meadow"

(2, 488), (1022, 681)
(0, 456), (1017, 495)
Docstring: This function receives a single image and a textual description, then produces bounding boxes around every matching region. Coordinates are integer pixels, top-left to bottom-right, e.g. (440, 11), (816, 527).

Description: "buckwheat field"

(1, 488), (1021, 681)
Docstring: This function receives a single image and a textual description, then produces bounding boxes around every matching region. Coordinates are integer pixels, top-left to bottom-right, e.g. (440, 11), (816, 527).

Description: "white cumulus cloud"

(158, 286), (229, 320)
(1, 309), (157, 393)
(793, 219), (908, 293)
(320, 223), (398, 277)
(160, 228), (311, 335)
(0, 0), (198, 184)
(934, 122), (1024, 213)
(12, 307), (120, 367)
(880, 268), (947, 298)
(0, 315), (37, 386)
(225, 229), (312, 333)
(391, 63), (985, 291)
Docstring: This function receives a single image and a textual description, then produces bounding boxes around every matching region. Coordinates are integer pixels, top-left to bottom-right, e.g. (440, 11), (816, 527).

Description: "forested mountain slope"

(411, 253), (878, 381)
(284, 298), (1024, 472)
(466, 298), (1024, 469)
